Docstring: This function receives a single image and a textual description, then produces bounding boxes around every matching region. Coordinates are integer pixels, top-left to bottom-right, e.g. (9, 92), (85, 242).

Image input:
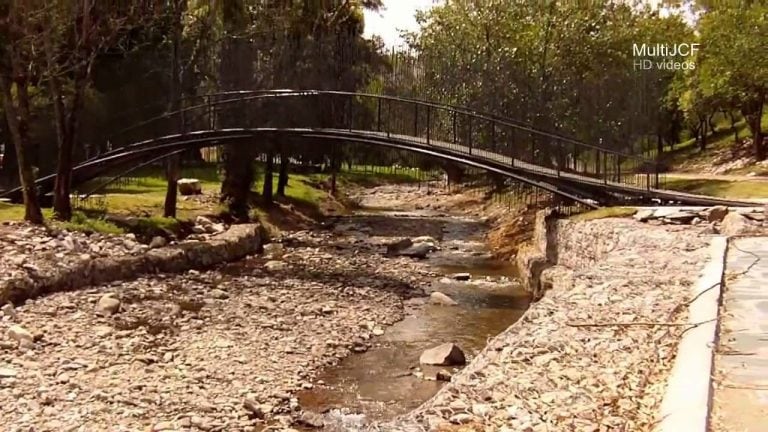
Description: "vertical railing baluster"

(468, 115), (473, 155)
(377, 98), (382, 132)
(426, 105), (431, 145)
(386, 99), (391, 138)
(414, 103), (419, 137)
(491, 122), (496, 152)
(347, 97), (353, 131)
(452, 111), (457, 144)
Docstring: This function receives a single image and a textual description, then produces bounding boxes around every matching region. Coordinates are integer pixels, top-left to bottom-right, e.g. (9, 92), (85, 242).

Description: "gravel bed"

(374, 219), (711, 432)
(0, 228), (432, 432)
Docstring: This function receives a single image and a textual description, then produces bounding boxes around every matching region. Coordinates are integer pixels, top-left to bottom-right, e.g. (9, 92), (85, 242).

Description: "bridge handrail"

(101, 89), (653, 164)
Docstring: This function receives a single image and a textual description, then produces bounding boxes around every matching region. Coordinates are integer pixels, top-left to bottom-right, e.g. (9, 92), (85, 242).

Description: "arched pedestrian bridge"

(1, 90), (756, 208)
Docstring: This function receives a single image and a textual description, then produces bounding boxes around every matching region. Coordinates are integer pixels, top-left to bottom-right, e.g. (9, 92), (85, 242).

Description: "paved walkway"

(711, 237), (768, 432)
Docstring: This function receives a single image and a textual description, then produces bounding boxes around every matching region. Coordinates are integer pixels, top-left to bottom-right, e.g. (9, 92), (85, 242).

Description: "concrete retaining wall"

(0, 224), (262, 305)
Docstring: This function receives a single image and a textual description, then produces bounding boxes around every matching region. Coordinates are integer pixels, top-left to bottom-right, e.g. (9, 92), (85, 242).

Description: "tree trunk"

(743, 95), (765, 160)
(656, 132), (663, 156)
(46, 1), (90, 222)
(729, 111), (739, 142)
(277, 150), (289, 197)
(0, 76), (43, 224)
(219, 0), (254, 217)
(164, 0), (185, 219)
(262, 150), (274, 206)
(163, 155), (180, 218)
(0, 117), (19, 188)
(699, 119), (707, 151)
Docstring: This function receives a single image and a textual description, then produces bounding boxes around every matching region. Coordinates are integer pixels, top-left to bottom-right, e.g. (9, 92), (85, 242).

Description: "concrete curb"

(656, 235), (727, 432)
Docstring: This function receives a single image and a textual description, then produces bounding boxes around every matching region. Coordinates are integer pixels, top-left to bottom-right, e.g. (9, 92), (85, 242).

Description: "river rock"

(265, 260), (288, 271)
(412, 236), (437, 244)
(297, 411), (325, 429)
(149, 236), (167, 249)
(7, 325), (34, 346)
(707, 205), (729, 223)
(1, 303), (17, 320)
(436, 369), (453, 382)
(663, 211), (697, 224)
(633, 209), (655, 222)
(398, 243), (435, 259)
(450, 273), (471, 281)
(0, 367), (17, 378)
(386, 238), (413, 256)
(449, 413), (475, 425)
(178, 178), (202, 195)
(429, 291), (458, 306)
(720, 212), (754, 236)
(96, 294), (121, 315)
(243, 397), (266, 419)
(263, 243), (285, 259)
(419, 343), (466, 366)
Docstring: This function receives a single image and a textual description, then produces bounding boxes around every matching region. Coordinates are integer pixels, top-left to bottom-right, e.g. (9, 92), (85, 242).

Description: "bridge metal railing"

(98, 90), (659, 191)
(1, 90), (661, 204)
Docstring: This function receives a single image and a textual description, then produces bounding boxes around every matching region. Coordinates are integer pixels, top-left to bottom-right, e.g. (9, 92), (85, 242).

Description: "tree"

(696, 3), (768, 159)
(0, 2), (44, 224)
(41, 0), (160, 221)
(218, 0), (255, 221)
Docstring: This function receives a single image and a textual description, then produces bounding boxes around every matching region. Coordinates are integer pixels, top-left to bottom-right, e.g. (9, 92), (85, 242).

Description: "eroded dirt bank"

(374, 218), (711, 432)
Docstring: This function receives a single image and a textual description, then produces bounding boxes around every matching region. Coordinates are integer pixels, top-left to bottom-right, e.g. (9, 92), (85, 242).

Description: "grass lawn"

(663, 177), (768, 199)
(571, 207), (637, 221)
(0, 163), (428, 227)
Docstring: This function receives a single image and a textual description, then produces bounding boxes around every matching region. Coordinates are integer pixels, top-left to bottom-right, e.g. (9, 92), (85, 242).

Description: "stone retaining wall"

(0, 224), (262, 305)
(514, 208), (556, 299)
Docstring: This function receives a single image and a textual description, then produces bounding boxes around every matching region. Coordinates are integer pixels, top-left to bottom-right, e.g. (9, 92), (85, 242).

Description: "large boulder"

(706, 206), (729, 223)
(720, 212), (754, 236)
(178, 178), (202, 196)
(419, 343), (466, 366)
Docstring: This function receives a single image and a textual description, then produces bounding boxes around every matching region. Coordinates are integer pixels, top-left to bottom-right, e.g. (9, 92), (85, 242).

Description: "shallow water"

(296, 210), (530, 427)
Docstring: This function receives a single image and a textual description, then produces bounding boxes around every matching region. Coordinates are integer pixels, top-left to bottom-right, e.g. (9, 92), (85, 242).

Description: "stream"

(296, 207), (531, 430)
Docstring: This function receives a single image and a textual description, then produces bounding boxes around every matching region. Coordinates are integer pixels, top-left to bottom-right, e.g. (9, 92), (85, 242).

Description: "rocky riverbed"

(0, 218), (442, 431)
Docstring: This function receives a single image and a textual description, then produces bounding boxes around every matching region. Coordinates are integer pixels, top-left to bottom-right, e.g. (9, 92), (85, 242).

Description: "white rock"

(0, 367), (17, 378)
(419, 343), (466, 366)
(7, 325), (34, 346)
(633, 209), (655, 222)
(412, 236), (437, 244)
(720, 212), (754, 236)
(429, 291), (458, 306)
(1, 303), (17, 320)
(195, 215), (214, 226)
(263, 243), (285, 259)
(265, 260), (288, 271)
(96, 294), (121, 315)
(149, 236), (167, 249)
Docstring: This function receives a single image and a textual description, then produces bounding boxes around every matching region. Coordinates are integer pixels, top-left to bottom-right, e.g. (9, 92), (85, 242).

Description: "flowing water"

(296, 208), (531, 429)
